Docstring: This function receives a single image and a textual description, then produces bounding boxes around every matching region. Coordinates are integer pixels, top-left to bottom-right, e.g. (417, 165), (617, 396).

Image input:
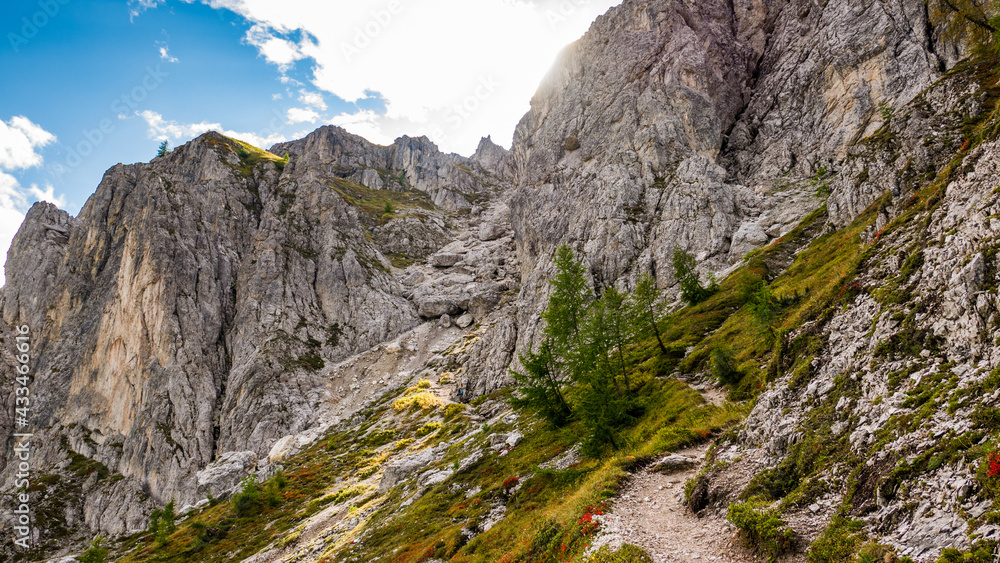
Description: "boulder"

(196, 451), (259, 498)
(380, 448), (437, 492)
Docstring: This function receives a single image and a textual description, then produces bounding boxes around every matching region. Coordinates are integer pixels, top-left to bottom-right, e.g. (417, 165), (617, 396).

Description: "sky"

(0, 0), (620, 281)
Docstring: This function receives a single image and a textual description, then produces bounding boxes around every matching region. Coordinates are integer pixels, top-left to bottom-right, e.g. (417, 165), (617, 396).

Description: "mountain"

(0, 129), (514, 546)
(2, 0), (999, 561)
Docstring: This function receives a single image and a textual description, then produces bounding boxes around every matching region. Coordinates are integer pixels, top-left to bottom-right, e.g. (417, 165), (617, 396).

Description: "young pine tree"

(543, 244), (593, 360)
(631, 273), (668, 355)
(744, 276), (780, 340)
(576, 295), (638, 455)
(672, 247), (715, 306)
(510, 245), (592, 425)
(77, 536), (108, 563)
(510, 340), (573, 426)
(597, 286), (634, 394)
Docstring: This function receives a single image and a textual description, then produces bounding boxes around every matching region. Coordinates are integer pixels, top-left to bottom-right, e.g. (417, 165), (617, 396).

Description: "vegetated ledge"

(329, 176), (438, 228)
(201, 132), (290, 177)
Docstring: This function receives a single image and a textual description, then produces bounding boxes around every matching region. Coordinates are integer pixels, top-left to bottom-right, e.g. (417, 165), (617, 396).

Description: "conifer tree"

(510, 340), (572, 425)
(576, 294), (637, 454)
(543, 244), (593, 362)
(632, 273), (668, 355)
(672, 247), (715, 305)
(510, 244), (590, 425)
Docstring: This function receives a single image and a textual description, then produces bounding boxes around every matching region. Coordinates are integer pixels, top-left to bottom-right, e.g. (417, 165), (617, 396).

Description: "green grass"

(203, 133), (288, 177)
(727, 498), (794, 557)
(330, 177), (436, 226)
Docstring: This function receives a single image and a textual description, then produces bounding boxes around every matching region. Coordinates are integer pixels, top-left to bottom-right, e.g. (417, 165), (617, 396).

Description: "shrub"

(936, 542), (997, 562)
(745, 278), (780, 331)
(263, 480), (283, 507)
(393, 438), (415, 451)
(584, 544), (653, 563)
(392, 391), (445, 412)
(711, 345), (741, 385)
(444, 403), (466, 420)
(233, 476), (263, 517)
(988, 452), (1000, 478)
(416, 422), (442, 437)
(727, 499), (794, 557)
(977, 447), (1000, 499)
(77, 536), (108, 563)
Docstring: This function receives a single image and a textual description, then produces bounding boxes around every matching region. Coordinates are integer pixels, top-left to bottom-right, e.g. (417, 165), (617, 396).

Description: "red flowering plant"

(979, 449), (1000, 499)
(578, 504), (606, 536)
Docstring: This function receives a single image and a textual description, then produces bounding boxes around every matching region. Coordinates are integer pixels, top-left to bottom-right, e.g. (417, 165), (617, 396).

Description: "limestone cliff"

(506, 0), (959, 350)
(0, 130), (508, 547)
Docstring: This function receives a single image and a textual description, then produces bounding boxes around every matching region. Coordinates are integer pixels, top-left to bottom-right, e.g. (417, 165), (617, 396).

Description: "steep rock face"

(505, 0), (956, 352)
(687, 58), (1000, 561)
(0, 128), (507, 540)
(825, 59), (984, 228)
(509, 0), (752, 282)
(710, 139), (1000, 562)
(721, 0), (947, 184)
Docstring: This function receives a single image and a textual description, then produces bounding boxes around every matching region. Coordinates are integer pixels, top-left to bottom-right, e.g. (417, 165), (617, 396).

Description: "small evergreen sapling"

(77, 536), (108, 563)
(672, 247), (715, 305)
(631, 273), (668, 355)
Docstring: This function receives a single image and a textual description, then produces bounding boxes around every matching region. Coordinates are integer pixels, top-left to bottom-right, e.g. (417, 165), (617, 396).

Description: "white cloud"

(0, 172), (26, 215)
(128, 0), (164, 18)
(139, 0), (619, 155)
(298, 90), (326, 110)
(138, 110), (288, 150)
(245, 23), (311, 69)
(286, 107), (320, 124)
(28, 184), (67, 208)
(159, 45), (179, 63)
(0, 117), (63, 285)
(0, 116), (56, 170)
(329, 110), (391, 146)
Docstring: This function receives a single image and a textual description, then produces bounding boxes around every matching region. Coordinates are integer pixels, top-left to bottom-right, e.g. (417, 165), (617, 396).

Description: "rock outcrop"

(0, 129), (508, 545)
(505, 0), (962, 348)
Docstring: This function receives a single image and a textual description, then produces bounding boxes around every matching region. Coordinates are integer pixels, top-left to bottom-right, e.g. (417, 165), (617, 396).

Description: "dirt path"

(590, 443), (762, 563)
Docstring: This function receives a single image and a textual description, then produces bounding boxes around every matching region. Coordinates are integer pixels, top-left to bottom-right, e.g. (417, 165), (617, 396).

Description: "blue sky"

(0, 0), (619, 279)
